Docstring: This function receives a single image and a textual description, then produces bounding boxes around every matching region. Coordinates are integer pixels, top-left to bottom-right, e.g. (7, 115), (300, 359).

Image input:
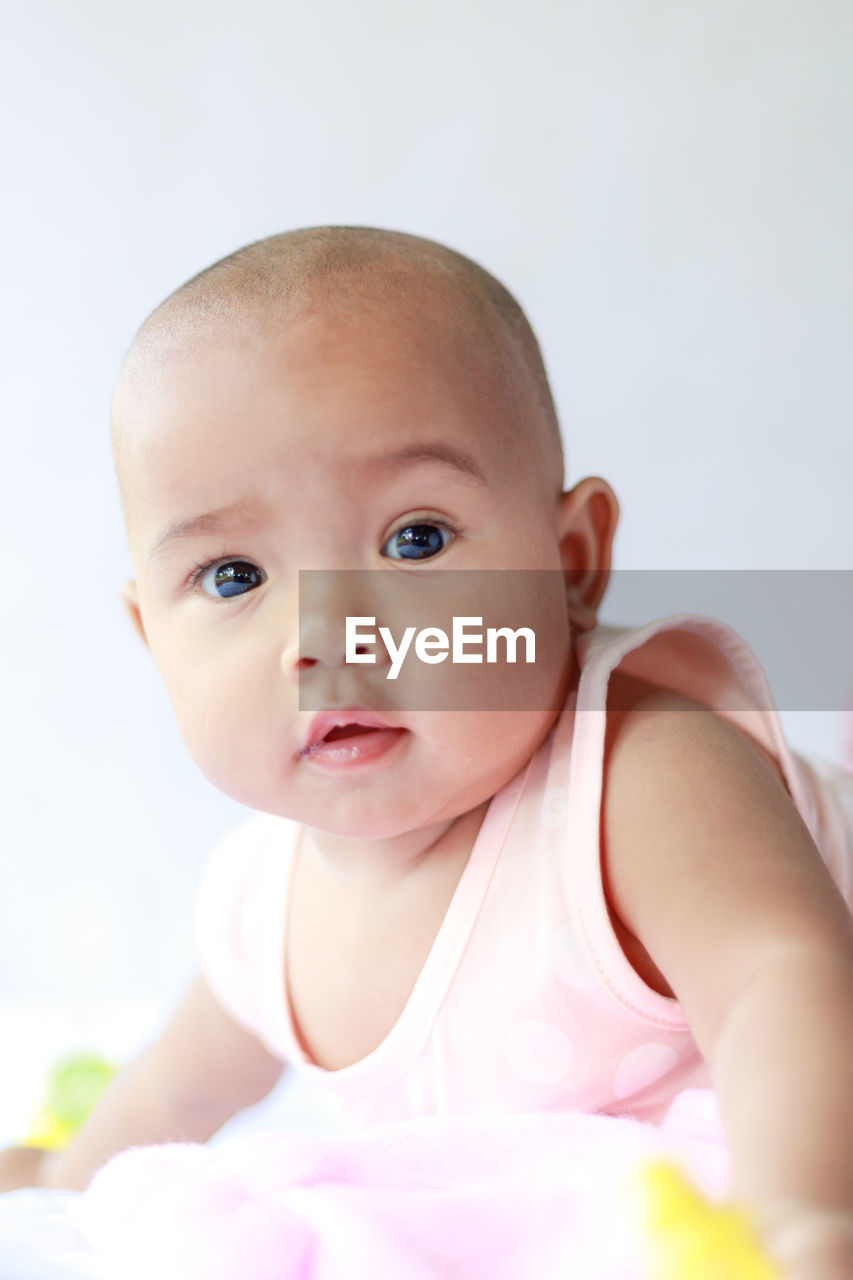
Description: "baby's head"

(112, 227), (619, 839)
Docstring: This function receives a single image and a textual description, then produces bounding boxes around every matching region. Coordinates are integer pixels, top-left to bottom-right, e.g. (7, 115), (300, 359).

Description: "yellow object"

(21, 1053), (117, 1151)
(636, 1159), (779, 1279)
(22, 1110), (75, 1151)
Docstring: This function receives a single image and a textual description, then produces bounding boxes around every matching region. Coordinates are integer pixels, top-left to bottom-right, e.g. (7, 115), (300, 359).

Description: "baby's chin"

(288, 796), (473, 843)
(243, 775), (488, 845)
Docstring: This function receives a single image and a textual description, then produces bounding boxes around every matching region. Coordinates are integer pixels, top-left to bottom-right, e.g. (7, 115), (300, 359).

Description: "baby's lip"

(298, 707), (402, 757)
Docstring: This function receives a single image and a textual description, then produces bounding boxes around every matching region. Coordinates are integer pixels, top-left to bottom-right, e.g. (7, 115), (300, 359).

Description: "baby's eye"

(193, 559), (266, 599)
(381, 523), (453, 562)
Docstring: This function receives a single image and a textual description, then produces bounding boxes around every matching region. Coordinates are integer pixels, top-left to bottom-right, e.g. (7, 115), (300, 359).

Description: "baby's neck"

(300, 799), (491, 896)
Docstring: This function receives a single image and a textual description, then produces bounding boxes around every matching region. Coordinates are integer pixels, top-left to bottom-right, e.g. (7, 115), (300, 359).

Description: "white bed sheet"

(0, 1002), (345, 1280)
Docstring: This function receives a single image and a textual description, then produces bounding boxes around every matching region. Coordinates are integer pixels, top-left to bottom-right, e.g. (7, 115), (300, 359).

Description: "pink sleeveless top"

(194, 614), (853, 1127)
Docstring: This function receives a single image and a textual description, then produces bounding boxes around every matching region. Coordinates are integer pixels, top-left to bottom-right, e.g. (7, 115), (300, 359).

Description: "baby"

(2, 227), (853, 1276)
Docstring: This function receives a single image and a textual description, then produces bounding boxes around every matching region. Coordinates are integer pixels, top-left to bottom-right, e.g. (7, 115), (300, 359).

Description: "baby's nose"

(281, 630), (373, 676)
(280, 571), (381, 680)
(280, 619), (354, 678)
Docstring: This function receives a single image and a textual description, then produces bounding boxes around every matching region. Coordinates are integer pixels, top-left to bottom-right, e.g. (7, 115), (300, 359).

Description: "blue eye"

(382, 523), (453, 561)
(195, 559), (266, 599)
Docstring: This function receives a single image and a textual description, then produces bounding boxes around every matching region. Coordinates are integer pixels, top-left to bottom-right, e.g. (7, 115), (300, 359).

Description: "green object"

(43, 1053), (116, 1130)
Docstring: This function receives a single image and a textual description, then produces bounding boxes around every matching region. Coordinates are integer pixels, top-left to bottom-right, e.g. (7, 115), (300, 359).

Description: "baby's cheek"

(435, 709), (553, 789)
(162, 672), (243, 774)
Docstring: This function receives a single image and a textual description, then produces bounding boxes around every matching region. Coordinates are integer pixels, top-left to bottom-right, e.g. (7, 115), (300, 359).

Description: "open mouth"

(298, 713), (407, 769)
(321, 723), (378, 742)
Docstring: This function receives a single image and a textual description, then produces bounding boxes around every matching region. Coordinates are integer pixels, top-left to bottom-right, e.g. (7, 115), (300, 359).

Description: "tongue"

(323, 723), (378, 742)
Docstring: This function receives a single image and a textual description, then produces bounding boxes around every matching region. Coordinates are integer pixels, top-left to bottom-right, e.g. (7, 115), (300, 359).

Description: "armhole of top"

(568, 614), (820, 1029)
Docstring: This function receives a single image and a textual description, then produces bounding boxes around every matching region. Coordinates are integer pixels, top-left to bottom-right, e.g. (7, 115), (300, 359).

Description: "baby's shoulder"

(196, 811), (291, 935)
(603, 670), (787, 793)
(597, 669), (847, 1055)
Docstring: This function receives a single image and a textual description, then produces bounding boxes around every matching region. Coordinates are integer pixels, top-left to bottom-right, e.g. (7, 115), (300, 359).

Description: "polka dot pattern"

(504, 1020), (573, 1084)
(612, 1043), (679, 1100)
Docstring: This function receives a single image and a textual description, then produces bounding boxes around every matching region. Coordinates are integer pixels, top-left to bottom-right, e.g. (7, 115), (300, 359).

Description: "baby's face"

(119, 289), (585, 839)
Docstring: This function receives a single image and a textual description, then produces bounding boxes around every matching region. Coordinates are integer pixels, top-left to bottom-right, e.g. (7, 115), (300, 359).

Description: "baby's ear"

(119, 580), (149, 650)
(556, 476), (620, 622)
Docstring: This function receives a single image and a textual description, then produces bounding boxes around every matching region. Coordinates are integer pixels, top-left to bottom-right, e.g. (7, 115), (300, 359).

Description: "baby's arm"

(601, 687), (853, 1275)
(0, 972), (285, 1192)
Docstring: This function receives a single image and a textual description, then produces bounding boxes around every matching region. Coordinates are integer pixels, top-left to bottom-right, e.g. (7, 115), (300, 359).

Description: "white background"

(0, 1), (851, 1037)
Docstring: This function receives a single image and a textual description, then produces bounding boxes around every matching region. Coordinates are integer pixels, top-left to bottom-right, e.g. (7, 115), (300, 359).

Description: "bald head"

(111, 227), (564, 498)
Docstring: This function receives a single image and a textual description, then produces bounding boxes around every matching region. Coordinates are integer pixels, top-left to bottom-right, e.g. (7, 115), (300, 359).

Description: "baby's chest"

(284, 866), (458, 1072)
(286, 929), (421, 1070)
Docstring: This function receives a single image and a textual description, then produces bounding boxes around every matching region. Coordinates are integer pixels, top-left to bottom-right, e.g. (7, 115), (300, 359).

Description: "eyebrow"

(147, 496), (260, 567)
(367, 442), (488, 485)
(146, 441), (488, 567)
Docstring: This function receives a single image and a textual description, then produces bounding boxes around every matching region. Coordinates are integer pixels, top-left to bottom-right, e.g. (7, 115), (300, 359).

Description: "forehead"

(116, 288), (524, 532)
